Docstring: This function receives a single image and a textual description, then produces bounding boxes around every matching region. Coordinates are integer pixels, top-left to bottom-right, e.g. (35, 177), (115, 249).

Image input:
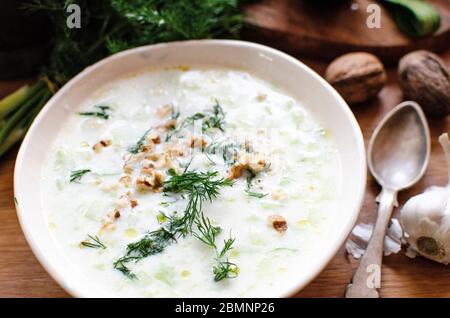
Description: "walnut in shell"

(325, 52), (387, 104)
(398, 50), (450, 117)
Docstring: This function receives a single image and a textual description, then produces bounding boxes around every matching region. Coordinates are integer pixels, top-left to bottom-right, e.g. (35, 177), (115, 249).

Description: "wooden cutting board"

(244, 0), (450, 63)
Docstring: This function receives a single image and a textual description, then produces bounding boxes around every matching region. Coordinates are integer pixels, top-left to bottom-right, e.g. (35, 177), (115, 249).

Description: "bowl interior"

(14, 40), (366, 297)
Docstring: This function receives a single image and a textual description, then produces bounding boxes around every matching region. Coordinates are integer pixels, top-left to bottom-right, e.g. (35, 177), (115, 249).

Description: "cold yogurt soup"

(41, 68), (341, 297)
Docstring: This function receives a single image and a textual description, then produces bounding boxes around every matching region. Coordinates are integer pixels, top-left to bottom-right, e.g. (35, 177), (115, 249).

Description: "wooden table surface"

(0, 50), (449, 298)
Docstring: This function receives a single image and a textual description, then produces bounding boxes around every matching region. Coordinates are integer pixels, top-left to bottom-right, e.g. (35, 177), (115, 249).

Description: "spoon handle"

(345, 188), (398, 298)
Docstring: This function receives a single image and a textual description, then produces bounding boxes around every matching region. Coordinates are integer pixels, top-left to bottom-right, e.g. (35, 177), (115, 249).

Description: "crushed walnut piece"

(116, 193), (139, 209)
(256, 93), (267, 102)
(141, 159), (156, 174)
(115, 195), (129, 209)
(190, 136), (208, 149)
(268, 215), (288, 234)
(99, 209), (121, 233)
(119, 175), (132, 187)
(100, 222), (116, 233)
(166, 144), (184, 157)
(136, 171), (164, 192)
(156, 104), (173, 118)
(146, 153), (161, 161)
(129, 198), (138, 208)
(147, 133), (161, 144)
(228, 164), (245, 179)
(156, 154), (174, 169)
(228, 152), (267, 179)
(123, 152), (146, 174)
(123, 163), (133, 174)
(92, 139), (112, 153)
(155, 117), (178, 131)
(141, 141), (155, 153)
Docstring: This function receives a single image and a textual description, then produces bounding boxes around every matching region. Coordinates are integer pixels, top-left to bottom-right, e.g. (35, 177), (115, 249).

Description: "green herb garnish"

(129, 128), (151, 154)
(245, 189), (268, 199)
(194, 213), (238, 281)
(187, 100), (225, 133)
(382, 0), (440, 38)
(114, 216), (183, 279)
(166, 101), (226, 141)
(69, 169), (91, 183)
(208, 101), (226, 132)
(222, 142), (242, 166)
(171, 107), (180, 120)
(244, 175), (267, 199)
(79, 106), (111, 120)
(81, 235), (106, 249)
(114, 169), (234, 279)
(203, 139), (246, 166)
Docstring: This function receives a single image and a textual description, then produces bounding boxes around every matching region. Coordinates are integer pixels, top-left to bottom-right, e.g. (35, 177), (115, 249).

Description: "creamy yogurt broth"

(40, 67), (341, 297)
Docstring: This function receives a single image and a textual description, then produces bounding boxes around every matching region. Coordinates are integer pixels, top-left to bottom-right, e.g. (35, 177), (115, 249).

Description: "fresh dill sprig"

(129, 128), (151, 154)
(69, 169), (91, 183)
(113, 216), (183, 279)
(244, 175), (267, 199)
(203, 139), (242, 166)
(163, 169), (233, 195)
(193, 212), (221, 247)
(171, 107), (180, 120)
(166, 101), (226, 141)
(81, 235), (106, 249)
(79, 105), (111, 120)
(194, 213), (239, 281)
(213, 259), (239, 281)
(113, 169), (233, 279)
(204, 148), (217, 166)
(187, 100), (225, 133)
(222, 142), (241, 165)
(163, 169), (234, 233)
(245, 189), (268, 199)
(207, 100), (225, 132)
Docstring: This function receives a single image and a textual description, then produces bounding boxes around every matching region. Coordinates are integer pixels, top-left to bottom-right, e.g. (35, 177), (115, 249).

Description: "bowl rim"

(14, 39), (366, 298)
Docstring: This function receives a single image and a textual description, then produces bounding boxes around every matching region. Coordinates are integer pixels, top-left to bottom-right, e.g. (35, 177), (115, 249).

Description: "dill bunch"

(0, 0), (245, 157)
(25, 0), (245, 87)
(107, 0), (244, 54)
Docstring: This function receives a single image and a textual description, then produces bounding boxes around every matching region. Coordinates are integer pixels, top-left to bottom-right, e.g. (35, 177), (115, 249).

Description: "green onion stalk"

(0, 80), (52, 157)
(382, 0), (441, 37)
(0, 0), (244, 158)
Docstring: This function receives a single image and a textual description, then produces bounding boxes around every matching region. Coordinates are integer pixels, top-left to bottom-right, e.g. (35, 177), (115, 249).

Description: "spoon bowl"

(368, 101), (431, 190)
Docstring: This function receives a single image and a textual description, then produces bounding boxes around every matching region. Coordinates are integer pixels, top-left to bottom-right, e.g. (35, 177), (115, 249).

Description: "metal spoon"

(345, 101), (430, 298)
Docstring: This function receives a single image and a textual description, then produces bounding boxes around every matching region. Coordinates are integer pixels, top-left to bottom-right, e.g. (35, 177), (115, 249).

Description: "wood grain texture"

(0, 51), (449, 298)
(244, 0), (450, 63)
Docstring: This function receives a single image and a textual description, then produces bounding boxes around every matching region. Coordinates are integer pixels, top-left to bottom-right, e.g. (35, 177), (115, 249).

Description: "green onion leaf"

(383, 0), (441, 37)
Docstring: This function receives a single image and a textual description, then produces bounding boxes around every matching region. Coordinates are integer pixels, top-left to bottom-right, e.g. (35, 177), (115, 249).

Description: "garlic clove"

(400, 133), (450, 265)
(345, 219), (403, 259)
(346, 239), (366, 259)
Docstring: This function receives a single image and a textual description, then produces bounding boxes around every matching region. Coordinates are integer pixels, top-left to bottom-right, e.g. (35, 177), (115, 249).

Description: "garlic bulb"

(400, 133), (450, 264)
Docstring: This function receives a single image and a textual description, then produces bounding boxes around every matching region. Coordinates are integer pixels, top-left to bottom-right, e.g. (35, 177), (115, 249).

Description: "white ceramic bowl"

(14, 40), (366, 297)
